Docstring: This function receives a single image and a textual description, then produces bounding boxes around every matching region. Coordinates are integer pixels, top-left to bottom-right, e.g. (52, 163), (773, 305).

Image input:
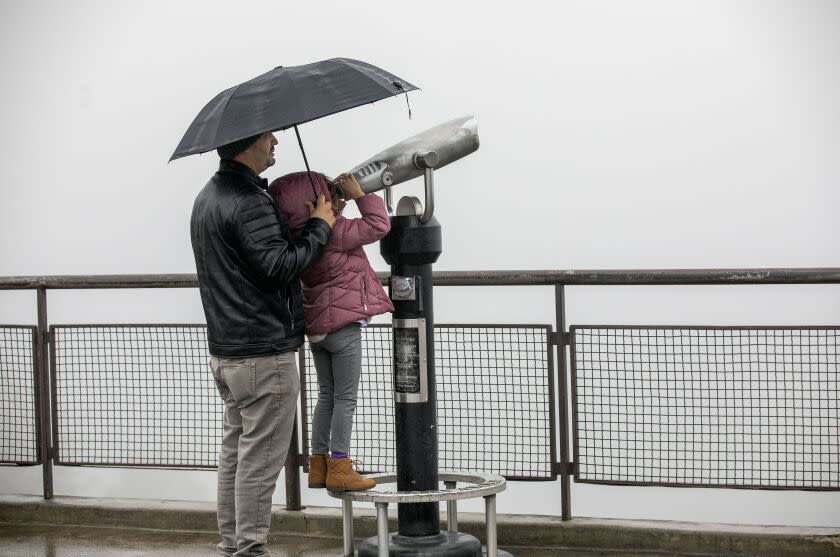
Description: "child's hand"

(334, 173), (365, 200)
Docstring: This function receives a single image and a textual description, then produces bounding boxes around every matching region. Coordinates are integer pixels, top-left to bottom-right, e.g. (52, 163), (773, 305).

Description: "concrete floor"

(4, 495), (836, 557)
(0, 523), (676, 557)
(0, 524), (572, 557)
(0, 524), (340, 557)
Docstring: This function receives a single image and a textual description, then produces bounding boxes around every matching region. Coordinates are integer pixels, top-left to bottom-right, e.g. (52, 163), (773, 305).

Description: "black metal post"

(381, 213), (443, 536)
(367, 208), (490, 555)
(298, 345), (311, 475)
(396, 264), (439, 534)
(36, 287), (53, 499)
(554, 284), (571, 520)
(284, 414), (302, 511)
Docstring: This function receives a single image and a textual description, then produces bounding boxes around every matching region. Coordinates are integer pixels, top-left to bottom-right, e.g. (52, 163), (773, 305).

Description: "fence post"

(284, 344), (305, 512)
(284, 414), (302, 511)
(555, 284), (571, 520)
(36, 286), (54, 499)
(298, 345), (310, 475)
(283, 346), (307, 511)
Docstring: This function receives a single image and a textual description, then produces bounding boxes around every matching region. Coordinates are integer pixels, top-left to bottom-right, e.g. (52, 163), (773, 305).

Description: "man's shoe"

(308, 454), (327, 488)
(326, 457), (376, 492)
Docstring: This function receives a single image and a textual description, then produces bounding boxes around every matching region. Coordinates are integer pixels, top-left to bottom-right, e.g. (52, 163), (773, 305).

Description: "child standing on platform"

(268, 171), (393, 491)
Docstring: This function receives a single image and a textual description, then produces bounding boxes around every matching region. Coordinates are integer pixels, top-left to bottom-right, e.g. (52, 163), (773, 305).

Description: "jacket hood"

(268, 171), (331, 233)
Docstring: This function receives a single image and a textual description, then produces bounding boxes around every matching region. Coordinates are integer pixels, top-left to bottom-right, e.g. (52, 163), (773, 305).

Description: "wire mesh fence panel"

(571, 326), (840, 489)
(0, 326), (38, 464)
(302, 324), (554, 479)
(302, 326), (395, 473)
(52, 325), (219, 467)
(437, 326), (554, 479)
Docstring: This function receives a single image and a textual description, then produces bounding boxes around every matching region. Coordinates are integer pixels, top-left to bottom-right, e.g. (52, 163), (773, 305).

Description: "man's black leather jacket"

(191, 160), (331, 357)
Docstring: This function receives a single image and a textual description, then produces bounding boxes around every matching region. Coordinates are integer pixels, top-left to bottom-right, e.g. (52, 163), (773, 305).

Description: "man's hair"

(217, 133), (262, 160)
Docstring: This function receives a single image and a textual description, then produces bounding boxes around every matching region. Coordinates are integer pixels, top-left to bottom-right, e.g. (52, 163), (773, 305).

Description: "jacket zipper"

(361, 278), (368, 311)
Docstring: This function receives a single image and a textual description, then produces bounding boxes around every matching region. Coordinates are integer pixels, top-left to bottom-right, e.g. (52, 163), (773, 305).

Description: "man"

(191, 130), (335, 557)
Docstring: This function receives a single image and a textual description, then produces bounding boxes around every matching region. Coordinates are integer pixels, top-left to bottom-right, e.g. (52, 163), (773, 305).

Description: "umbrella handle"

(294, 125), (320, 202)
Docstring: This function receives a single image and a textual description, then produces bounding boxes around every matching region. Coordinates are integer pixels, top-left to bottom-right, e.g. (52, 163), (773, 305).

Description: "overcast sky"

(0, 0), (838, 526)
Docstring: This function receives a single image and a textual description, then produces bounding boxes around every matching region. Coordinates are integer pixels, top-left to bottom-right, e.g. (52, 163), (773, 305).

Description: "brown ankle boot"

(308, 454), (327, 488)
(326, 457), (376, 492)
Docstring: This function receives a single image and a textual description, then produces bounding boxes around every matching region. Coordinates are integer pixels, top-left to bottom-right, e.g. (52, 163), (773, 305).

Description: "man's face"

(252, 132), (278, 173)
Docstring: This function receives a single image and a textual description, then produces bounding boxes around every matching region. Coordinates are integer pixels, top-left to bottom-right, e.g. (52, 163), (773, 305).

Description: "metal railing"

(299, 325), (555, 480)
(1, 268), (838, 520)
(571, 326), (840, 490)
(0, 326), (39, 466)
(50, 325), (216, 468)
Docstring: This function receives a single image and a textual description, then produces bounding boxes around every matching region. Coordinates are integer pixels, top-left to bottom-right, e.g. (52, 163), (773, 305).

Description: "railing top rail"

(430, 268), (840, 286)
(1, 268), (839, 291)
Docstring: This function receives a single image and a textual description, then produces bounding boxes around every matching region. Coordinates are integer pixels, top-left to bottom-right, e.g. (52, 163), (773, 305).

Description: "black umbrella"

(170, 58), (418, 199)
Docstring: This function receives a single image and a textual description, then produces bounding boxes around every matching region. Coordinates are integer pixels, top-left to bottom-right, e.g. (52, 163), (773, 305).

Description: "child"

(268, 171), (393, 491)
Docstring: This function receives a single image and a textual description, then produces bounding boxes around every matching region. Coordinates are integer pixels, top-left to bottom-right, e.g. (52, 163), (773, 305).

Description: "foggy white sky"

(0, 0), (838, 527)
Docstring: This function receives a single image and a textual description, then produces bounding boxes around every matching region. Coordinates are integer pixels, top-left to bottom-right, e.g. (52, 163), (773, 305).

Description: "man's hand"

(306, 195), (336, 228)
(334, 172), (365, 200)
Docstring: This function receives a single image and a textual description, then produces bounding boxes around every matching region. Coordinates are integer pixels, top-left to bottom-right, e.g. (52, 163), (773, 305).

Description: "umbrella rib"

(210, 83), (246, 147)
(336, 58), (407, 98)
(282, 69), (310, 129)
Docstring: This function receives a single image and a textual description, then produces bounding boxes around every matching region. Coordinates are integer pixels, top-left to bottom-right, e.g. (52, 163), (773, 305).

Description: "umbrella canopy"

(169, 57), (418, 162)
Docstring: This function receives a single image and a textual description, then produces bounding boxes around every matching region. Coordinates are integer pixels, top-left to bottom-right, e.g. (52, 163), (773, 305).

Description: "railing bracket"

(553, 462), (575, 476)
(550, 331), (571, 346)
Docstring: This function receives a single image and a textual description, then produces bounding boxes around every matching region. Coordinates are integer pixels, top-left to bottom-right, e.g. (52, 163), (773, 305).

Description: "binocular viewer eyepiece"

(350, 115), (479, 194)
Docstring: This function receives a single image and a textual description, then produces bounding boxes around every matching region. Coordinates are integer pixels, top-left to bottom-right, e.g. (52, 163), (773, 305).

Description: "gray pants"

(210, 352), (300, 557)
(310, 323), (362, 455)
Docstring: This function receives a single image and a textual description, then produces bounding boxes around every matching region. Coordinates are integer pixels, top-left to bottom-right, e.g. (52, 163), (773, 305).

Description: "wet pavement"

(3, 496), (836, 557)
(0, 522), (816, 557)
(0, 524), (340, 557)
(0, 524), (568, 557)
